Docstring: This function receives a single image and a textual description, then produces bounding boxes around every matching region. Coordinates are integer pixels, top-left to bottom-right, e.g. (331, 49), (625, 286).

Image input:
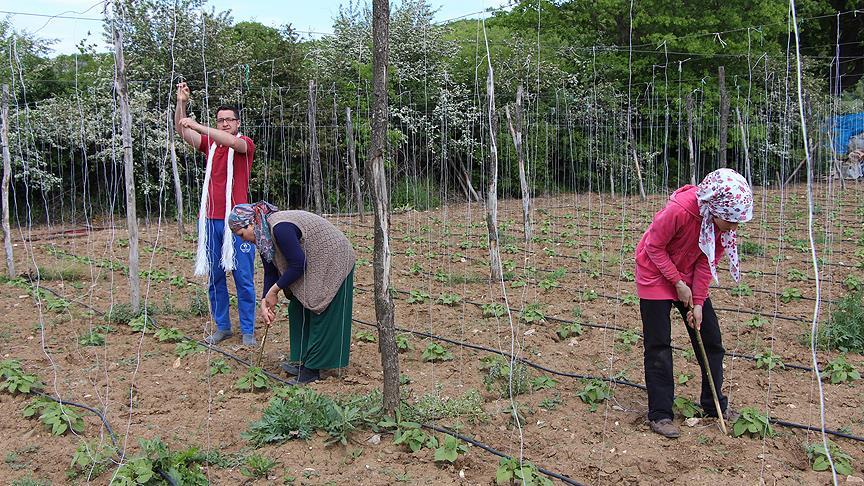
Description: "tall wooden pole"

(736, 107), (752, 187)
(718, 66), (729, 168)
(627, 112), (647, 199)
(308, 79), (324, 213)
(369, 0), (399, 415)
(346, 107), (364, 221)
(168, 108), (184, 236)
(112, 15), (140, 313)
(483, 25), (502, 281)
(1, 84), (13, 278)
(687, 93), (696, 185)
(505, 84), (532, 243)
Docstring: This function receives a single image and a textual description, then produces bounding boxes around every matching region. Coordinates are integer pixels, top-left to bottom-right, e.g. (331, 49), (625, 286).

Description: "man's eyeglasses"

(216, 117), (238, 124)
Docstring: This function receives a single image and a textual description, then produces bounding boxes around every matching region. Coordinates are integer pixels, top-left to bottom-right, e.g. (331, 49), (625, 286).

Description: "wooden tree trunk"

(505, 84), (532, 243)
(1, 84), (13, 277)
(718, 66), (728, 169)
(308, 79), (324, 213)
(736, 107), (752, 187)
(113, 19), (140, 314)
(483, 29), (502, 281)
(369, 0), (399, 416)
(168, 109), (184, 236)
(345, 107), (364, 220)
(687, 93), (696, 185)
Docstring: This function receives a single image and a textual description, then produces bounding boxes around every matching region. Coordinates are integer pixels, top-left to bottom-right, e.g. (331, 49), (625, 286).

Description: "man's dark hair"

(214, 105), (240, 119)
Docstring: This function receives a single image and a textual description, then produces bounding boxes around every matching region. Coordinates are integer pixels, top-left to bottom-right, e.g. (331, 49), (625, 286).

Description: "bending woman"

(229, 202), (356, 385)
(635, 168), (753, 438)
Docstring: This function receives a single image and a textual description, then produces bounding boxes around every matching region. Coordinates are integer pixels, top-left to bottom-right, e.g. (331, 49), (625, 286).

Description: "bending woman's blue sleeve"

(273, 222), (306, 291)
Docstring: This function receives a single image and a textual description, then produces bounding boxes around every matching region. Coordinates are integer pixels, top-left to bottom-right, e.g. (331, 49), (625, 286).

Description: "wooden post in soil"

(482, 24), (502, 281)
(168, 108), (185, 236)
(686, 93), (696, 185)
(505, 84), (532, 243)
(369, 0), (399, 415)
(1, 84), (13, 278)
(308, 79), (324, 214)
(736, 107), (752, 187)
(718, 66), (728, 169)
(345, 107), (364, 221)
(112, 14), (141, 314)
(627, 111), (647, 200)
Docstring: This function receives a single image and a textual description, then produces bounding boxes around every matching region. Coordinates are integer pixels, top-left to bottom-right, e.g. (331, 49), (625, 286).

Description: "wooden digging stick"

(254, 318), (273, 368)
(689, 306), (728, 435)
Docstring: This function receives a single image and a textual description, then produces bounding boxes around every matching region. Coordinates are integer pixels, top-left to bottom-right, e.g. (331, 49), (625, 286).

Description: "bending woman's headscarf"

(696, 169), (753, 284)
(228, 201), (278, 262)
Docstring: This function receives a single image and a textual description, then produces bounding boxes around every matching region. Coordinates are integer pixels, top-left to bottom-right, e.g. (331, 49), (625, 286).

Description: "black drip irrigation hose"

(350, 317), (864, 444)
(355, 285), (820, 373)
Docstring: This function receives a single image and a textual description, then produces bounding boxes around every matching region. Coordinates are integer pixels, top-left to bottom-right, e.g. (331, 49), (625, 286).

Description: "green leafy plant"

(155, 327), (184, 343)
(730, 283), (753, 297)
(235, 367), (271, 391)
(354, 330), (377, 343)
(822, 355), (860, 384)
(78, 330), (106, 347)
(620, 270), (635, 282)
(433, 435), (468, 463)
(392, 427), (437, 453)
(175, 340), (204, 358)
(843, 275), (864, 292)
(677, 372), (692, 385)
(113, 437), (207, 485)
(617, 329), (640, 346)
(241, 454), (277, 479)
(806, 440), (854, 475)
(747, 316), (768, 329)
(538, 394), (563, 411)
(582, 289), (598, 301)
(738, 241), (764, 256)
(421, 343), (453, 362)
(482, 356), (532, 397)
(406, 290), (430, 304)
(482, 303), (507, 318)
(780, 288), (802, 303)
(23, 397), (85, 436)
(673, 397), (703, 418)
(530, 376), (557, 391)
(621, 293), (638, 306)
(209, 359), (232, 376)
(495, 457), (552, 486)
(395, 333), (414, 352)
(732, 407), (774, 438)
(437, 292), (462, 306)
(128, 315), (154, 333)
(576, 379), (612, 412)
(555, 321), (584, 340)
(754, 350), (785, 371)
(787, 269), (808, 282)
(817, 291), (864, 352)
(0, 360), (43, 394)
(519, 303), (545, 323)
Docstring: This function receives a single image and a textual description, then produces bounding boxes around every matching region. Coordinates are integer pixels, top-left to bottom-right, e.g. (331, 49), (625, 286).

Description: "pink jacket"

(635, 185), (723, 305)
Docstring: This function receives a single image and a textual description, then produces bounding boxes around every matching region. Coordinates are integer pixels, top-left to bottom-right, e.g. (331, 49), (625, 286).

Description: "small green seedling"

(780, 288), (802, 303)
(354, 330), (377, 343)
(175, 340), (204, 358)
(617, 329), (640, 346)
(747, 316), (768, 329)
(621, 293), (638, 306)
(23, 397), (85, 436)
(576, 379), (611, 412)
(209, 359), (231, 376)
(495, 457), (552, 486)
(437, 292), (462, 306)
(754, 350), (785, 371)
(482, 303), (508, 318)
(421, 343), (453, 362)
(732, 407), (774, 438)
(241, 454), (277, 479)
(806, 440), (854, 475)
(395, 333), (413, 352)
(530, 376), (557, 391)
(519, 303), (545, 323)
(673, 397), (702, 418)
(787, 269), (808, 282)
(555, 322), (584, 340)
(154, 327), (184, 343)
(823, 355), (860, 384)
(78, 330), (106, 347)
(433, 435), (468, 463)
(235, 367), (270, 391)
(730, 283), (753, 297)
(406, 290), (430, 304)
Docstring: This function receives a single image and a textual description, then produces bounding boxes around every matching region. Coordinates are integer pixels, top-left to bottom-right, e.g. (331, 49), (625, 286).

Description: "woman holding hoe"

(635, 168), (753, 438)
(229, 202), (356, 385)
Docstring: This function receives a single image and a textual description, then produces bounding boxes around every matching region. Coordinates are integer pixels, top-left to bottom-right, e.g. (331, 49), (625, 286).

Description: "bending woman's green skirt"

(287, 268), (353, 369)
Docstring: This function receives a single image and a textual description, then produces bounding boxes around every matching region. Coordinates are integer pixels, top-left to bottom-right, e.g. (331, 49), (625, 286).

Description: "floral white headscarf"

(696, 169), (754, 283)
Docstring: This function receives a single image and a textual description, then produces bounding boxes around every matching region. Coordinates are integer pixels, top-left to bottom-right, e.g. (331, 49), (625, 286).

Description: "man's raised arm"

(174, 82), (202, 149)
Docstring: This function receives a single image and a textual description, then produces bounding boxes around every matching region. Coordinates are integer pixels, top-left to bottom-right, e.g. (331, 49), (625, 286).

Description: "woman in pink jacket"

(635, 168), (753, 438)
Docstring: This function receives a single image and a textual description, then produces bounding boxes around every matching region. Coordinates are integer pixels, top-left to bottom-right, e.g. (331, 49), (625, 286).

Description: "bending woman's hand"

(260, 289), (278, 325)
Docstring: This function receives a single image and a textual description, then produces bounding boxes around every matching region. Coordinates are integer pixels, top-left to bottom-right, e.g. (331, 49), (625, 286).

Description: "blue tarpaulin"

(832, 113), (864, 155)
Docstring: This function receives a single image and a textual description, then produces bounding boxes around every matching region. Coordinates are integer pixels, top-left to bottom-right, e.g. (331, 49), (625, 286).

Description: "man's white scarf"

(193, 133), (240, 276)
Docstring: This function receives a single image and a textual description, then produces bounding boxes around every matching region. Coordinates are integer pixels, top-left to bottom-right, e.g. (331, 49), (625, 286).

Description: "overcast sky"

(4, 0), (512, 56)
